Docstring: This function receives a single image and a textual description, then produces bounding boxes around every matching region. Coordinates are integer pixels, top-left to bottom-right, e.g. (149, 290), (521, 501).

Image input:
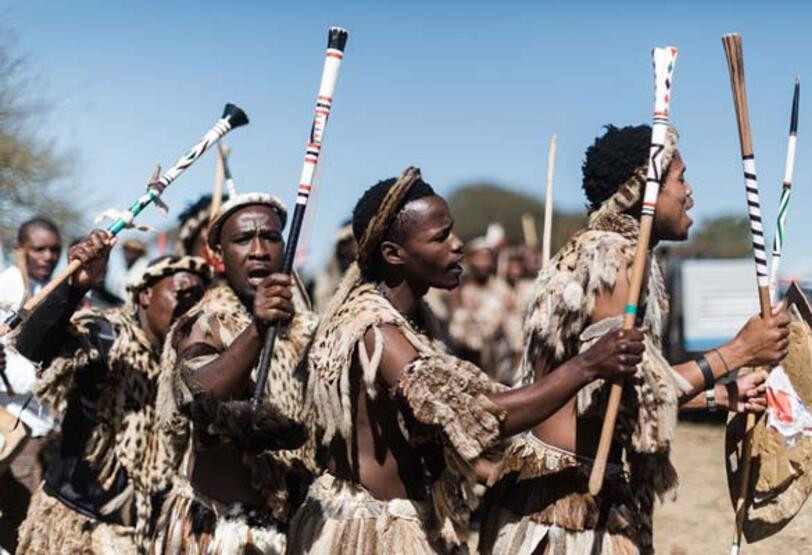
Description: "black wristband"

(697, 354), (715, 390)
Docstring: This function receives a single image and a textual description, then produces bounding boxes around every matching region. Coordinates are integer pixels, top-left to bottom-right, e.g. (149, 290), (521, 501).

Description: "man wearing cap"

(12, 229), (210, 554)
(151, 193), (318, 554)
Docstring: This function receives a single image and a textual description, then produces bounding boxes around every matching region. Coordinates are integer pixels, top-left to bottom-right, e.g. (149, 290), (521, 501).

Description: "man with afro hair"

(478, 125), (790, 554)
(288, 166), (645, 553)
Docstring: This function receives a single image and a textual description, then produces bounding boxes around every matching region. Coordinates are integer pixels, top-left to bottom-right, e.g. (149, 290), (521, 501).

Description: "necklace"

(374, 282), (427, 334)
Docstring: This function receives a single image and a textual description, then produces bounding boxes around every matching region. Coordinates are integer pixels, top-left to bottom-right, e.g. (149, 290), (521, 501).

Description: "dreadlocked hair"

(352, 168), (435, 280)
(582, 124), (651, 212)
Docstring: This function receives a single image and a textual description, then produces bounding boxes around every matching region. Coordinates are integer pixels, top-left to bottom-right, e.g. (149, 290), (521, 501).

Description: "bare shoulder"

(361, 324), (420, 388)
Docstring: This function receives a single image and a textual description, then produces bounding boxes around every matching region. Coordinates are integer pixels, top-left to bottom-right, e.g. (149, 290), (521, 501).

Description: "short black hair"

(582, 124), (651, 211)
(17, 217), (60, 245)
(352, 176), (436, 277)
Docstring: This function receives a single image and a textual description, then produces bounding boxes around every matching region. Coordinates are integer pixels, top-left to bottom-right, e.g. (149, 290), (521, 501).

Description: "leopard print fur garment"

(34, 306), (170, 551)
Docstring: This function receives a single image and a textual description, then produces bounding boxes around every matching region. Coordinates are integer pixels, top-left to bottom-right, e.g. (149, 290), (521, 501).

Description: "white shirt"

(0, 266), (57, 437)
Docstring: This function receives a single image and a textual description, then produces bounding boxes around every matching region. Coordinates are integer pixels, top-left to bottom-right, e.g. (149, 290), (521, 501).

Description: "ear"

(138, 287), (153, 310)
(211, 245), (225, 266)
(380, 240), (406, 268)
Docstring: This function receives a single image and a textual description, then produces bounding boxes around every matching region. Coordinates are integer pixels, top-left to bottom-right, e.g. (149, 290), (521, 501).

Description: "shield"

(726, 282), (812, 542)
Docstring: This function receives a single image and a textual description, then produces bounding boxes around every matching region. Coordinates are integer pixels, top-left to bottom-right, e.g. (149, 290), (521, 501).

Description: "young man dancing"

(478, 125), (790, 554)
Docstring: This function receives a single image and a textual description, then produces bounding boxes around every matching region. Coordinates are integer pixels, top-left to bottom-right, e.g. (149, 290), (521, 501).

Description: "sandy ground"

(653, 422), (812, 554)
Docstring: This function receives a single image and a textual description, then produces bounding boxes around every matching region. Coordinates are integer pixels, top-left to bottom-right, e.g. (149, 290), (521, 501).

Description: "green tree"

(675, 215), (751, 258)
(0, 33), (78, 252)
(446, 183), (585, 250)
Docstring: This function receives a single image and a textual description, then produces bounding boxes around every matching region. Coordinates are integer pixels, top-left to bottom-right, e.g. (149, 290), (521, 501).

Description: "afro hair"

(582, 124), (651, 211)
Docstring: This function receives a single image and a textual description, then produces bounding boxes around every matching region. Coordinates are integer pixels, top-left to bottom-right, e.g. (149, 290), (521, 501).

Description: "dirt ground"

(653, 422), (812, 554)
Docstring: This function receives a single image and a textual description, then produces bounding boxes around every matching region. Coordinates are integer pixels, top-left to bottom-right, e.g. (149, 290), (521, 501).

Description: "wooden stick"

(542, 133), (557, 265)
(0, 104), (249, 334)
(209, 143), (230, 222)
(521, 213), (538, 250)
(722, 32), (773, 555)
(589, 46), (678, 495)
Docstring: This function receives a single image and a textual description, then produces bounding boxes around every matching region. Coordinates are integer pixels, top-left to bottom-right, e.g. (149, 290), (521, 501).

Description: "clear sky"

(6, 0), (812, 278)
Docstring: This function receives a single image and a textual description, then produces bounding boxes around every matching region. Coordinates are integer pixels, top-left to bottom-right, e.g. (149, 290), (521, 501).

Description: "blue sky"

(6, 0), (812, 278)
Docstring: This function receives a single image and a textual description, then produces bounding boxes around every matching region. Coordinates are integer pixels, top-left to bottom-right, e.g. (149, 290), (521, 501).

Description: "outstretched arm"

(595, 263), (789, 406)
(16, 230), (114, 365)
(368, 323), (641, 438)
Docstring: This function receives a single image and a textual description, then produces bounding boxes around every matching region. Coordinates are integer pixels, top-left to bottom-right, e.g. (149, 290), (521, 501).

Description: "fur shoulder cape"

(155, 282), (318, 514)
(308, 281), (508, 548)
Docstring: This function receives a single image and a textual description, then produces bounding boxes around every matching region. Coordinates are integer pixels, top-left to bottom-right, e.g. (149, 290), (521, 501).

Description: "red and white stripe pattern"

(641, 47), (678, 217)
(296, 30), (347, 206)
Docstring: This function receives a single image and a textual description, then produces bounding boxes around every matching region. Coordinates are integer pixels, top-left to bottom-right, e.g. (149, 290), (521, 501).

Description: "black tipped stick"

(790, 75), (800, 134)
(251, 28), (348, 410)
(223, 103), (249, 129)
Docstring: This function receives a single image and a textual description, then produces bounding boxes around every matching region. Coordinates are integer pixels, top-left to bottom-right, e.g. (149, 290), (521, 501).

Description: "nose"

(450, 233), (464, 254)
(248, 236), (271, 259)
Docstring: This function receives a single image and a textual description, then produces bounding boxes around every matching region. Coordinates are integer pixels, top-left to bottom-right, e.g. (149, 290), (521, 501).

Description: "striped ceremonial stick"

(1, 103), (249, 333)
(542, 133), (558, 265)
(589, 46), (677, 496)
(769, 76), (800, 303)
(251, 27), (348, 410)
(722, 32), (772, 555)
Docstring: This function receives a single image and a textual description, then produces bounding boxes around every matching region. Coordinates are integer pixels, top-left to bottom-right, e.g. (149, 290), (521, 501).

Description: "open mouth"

(246, 266), (272, 286)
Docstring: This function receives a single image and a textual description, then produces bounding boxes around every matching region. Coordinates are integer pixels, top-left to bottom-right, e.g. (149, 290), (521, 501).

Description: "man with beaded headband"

(10, 230), (210, 554)
(287, 167), (651, 554)
(477, 124), (791, 554)
(151, 193), (318, 554)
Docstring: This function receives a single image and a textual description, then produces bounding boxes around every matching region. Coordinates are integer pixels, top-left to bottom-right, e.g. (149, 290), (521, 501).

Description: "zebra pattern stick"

(589, 46), (678, 496)
(251, 26), (349, 410)
(1, 103), (249, 333)
(722, 32), (772, 555)
(769, 76), (800, 303)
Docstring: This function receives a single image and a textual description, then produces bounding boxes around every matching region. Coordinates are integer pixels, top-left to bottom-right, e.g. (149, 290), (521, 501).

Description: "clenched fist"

(253, 273), (294, 329)
(580, 328), (645, 382)
(69, 229), (116, 290)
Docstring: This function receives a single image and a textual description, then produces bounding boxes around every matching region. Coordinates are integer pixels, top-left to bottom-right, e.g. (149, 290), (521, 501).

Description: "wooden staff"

(769, 76), (800, 303)
(722, 32), (772, 555)
(542, 133), (557, 265)
(521, 214), (538, 250)
(1, 103), (249, 333)
(589, 46), (678, 495)
(251, 27), (349, 410)
(209, 143), (231, 222)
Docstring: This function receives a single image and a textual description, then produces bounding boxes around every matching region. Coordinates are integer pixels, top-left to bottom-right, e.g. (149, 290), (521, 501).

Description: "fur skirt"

(16, 484), (137, 555)
(478, 433), (641, 555)
(286, 472), (448, 554)
(149, 481), (286, 555)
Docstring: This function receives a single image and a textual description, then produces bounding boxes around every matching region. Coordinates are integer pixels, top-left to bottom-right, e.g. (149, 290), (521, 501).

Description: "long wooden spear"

(769, 77), (800, 303)
(1, 103), (249, 334)
(589, 46), (678, 495)
(542, 133), (558, 265)
(722, 32), (772, 555)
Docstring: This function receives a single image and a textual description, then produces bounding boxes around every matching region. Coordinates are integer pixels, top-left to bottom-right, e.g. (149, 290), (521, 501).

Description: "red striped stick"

(589, 46), (678, 495)
(251, 27), (349, 409)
